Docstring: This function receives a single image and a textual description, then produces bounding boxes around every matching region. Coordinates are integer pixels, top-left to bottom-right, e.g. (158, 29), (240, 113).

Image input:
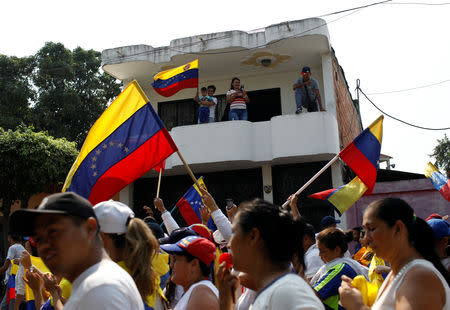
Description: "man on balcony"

(293, 66), (325, 114)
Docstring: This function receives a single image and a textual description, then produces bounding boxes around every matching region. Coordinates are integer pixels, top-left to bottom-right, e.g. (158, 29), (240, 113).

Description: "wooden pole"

(282, 154), (340, 208)
(176, 150), (201, 188)
(156, 168), (163, 198)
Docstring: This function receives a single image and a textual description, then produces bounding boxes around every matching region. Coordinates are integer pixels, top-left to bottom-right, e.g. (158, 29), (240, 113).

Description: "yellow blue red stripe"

(63, 81), (177, 205)
(152, 60), (199, 97)
(425, 162), (450, 201)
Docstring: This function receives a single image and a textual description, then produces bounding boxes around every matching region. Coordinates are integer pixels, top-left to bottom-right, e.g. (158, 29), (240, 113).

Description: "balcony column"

(262, 165), (273, 203)
(119, 183), (134, 209)
(321, 52), (337, 118)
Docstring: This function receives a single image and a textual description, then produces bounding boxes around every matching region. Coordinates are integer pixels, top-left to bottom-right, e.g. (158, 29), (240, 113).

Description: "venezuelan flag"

(310, 177), (368, 215)
(152, 60), (198, 97)
(175, 178), (216, 231)
(309, 116), (383, 215)
(339, 115), (383, 194)
(62, 81), (178, 205)
(425, 162), (450, 201)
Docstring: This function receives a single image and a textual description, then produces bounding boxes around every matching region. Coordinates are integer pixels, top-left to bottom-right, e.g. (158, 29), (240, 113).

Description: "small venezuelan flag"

(425, 162), (450, 202)
(62, 81), (178, 205)
(152, 59), (199, 97)
(310, 116), (384, 215)
(175, 177), (217, 231)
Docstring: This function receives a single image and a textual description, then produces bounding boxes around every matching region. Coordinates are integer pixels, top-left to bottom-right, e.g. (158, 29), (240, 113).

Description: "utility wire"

(357, 86), (450, 130)
(367, 78), (450, 95)
(386, 1), (450, 5)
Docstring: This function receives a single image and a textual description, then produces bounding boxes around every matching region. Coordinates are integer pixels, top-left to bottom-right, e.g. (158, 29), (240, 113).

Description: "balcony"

(157, 112), (339, 175)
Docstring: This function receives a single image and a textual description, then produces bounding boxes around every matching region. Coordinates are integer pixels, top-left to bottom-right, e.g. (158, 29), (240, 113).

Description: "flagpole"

(282, 154), (340, 208)
(176, 150), (201, 188)
(156, 168), (163, 198)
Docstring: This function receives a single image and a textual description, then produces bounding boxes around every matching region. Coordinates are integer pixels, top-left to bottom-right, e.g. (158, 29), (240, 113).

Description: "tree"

(0, 126), (78, 227)
(0, 54), (35, 129)
(31, 42), (121, 147)
(430, 134), (450, 177)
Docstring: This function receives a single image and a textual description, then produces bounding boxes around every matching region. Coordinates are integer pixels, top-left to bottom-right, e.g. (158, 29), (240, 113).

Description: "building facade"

(101, 18), (362, 229)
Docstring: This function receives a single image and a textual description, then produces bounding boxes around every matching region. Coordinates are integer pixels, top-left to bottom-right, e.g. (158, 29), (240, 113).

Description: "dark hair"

(304, 223), (316, 241)
(207, 85), (216, 92)
(367, 198), (450, 284)
(178, 251), (211, 277)
(237, 199), (305, 266)
(230, 77), (240, 90)
(201, 87), (207, 91)
(317, 227), (348, 255)
(8, 233), (23, 242)
(345, 230), (354, 243)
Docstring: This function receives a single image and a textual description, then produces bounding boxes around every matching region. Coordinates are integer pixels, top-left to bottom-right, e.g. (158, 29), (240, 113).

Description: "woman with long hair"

(94, 200), (164, 310)
(226, 77), (250, 121)
(339, 198), (450, 310)
(217, 199), (324, 310)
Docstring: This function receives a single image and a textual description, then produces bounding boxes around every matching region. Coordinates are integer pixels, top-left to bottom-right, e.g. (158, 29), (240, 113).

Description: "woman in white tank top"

(160, 236), (219, 310)
(339, 198), (450, 310)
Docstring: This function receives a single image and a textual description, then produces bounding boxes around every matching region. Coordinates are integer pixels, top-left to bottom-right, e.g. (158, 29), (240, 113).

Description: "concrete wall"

(345, 179), (450, 228)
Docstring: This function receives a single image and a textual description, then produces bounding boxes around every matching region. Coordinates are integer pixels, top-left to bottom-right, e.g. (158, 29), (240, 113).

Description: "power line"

(357, 86), (450, 130)
(386, 1), (450, 5)
(367, 78), (450, 95)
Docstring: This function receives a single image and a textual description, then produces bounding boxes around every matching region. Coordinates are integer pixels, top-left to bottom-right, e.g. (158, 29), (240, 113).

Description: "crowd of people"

(2, 190), (450, 309)
(193, 66), (326, 123)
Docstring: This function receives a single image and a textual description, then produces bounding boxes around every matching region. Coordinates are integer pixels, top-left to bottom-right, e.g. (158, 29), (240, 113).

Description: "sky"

(1, 0), (449, 174)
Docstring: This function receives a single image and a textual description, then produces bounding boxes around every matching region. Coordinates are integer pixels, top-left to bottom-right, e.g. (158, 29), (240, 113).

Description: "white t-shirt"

(63, 259), (144, 310)
(210, 97), (217, 118)
(4, 243), (25, 284)
(250, 273), (324, 310)
(304, 244), (324, 280)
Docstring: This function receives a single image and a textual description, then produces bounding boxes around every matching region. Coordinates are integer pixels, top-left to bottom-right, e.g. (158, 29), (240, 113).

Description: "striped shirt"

(227, 90), (246, 110)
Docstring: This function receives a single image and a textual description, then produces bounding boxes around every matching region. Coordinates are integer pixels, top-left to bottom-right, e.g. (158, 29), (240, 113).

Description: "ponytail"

(368, 198), (450, 285)
(124, 218), (159, 301)
(237, 199), (306, 267)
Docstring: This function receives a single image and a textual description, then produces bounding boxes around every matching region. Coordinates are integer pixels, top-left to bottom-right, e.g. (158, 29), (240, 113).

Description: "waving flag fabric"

(62, 81), (178, 205)
(175, 178), (217, 231)
(425, 162), (450, 201)
(310, 116), (384, 215)
(152, 59), (198, 97)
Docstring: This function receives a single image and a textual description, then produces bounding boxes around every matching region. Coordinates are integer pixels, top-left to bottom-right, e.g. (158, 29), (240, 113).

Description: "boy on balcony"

(194, 87), (213, 124)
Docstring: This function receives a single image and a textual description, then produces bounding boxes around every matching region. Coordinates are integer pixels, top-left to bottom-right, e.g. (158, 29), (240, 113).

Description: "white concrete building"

(101, 18), (362, 229)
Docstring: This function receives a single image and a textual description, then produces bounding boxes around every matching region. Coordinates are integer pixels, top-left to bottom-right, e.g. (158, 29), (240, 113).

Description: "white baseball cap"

(93, 200), (134, 234)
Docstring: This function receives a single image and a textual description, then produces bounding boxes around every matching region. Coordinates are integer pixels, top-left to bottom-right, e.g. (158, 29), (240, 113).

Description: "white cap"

(213, 230), (227, 245)
(93, 200), (134, 234)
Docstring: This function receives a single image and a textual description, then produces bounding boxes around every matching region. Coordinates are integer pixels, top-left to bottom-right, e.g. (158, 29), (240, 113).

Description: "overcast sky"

(2, 0), (449, 174)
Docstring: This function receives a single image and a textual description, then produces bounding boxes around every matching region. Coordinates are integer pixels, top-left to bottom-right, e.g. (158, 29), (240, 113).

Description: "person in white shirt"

(9, 192), (144, 310)
(302, 223), (324, 282)
(207, 85), (218, 123)
(217, 199), (324, 310)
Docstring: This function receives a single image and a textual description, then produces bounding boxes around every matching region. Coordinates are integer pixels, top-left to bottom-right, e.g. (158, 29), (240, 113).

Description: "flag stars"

(93, 171), (98, 177)
(96, 150), (102, 155)
(124, 147), (129, 153)
(91, 164), (96, 170)
(117, 142), (123, 148)
(102, 144), (108, 149)
(92, 156), (97, 162)
(109, 141), (115, 147)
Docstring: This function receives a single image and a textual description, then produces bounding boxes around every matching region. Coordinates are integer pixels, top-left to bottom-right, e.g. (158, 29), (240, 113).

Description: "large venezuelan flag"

(152, 59), (198, 97)
(310, 116), (383, 215)
(62, 81), (178, 205)
(175, 178), (217, 231)
(425, 162), (450, 201)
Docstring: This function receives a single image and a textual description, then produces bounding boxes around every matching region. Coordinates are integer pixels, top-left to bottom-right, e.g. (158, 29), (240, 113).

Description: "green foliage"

(0, 126), (78, 215)
(430, 134), (450, 177)
(31, 42), (121, 147)
(0, 55), (35, 129)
